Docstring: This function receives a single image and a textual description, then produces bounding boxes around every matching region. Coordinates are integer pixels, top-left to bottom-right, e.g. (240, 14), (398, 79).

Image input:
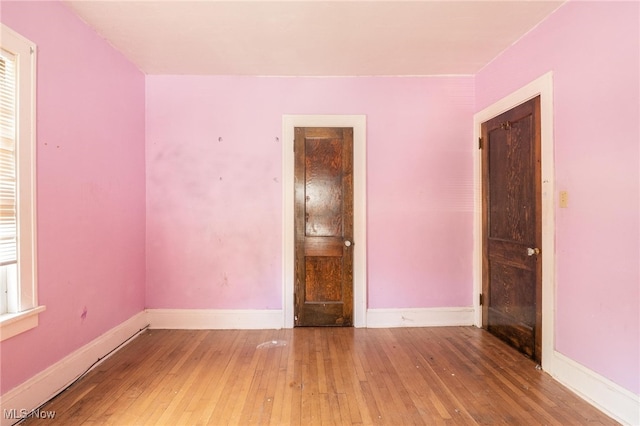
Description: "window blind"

(0, 49), (17, 267)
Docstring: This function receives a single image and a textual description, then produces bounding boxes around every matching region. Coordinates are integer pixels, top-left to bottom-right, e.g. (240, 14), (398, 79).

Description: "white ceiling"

(63, 0), (565, 76)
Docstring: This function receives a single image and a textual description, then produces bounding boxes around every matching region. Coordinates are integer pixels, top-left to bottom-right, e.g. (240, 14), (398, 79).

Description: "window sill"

(0, 305), (46, 341)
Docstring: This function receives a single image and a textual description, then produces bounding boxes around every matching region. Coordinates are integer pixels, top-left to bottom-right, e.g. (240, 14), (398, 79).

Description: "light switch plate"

(559, 191), (569, 208)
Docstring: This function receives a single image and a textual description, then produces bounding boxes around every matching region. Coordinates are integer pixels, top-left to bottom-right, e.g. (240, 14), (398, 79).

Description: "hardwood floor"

(23, 327), (618, 425)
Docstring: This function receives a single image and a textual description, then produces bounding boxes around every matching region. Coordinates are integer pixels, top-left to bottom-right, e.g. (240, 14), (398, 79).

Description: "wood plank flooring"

(23, 327), (618, 425)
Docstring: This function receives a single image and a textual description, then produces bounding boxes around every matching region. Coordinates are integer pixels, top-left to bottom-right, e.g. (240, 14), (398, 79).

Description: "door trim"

(282, 115), (367, 328)
(473, 72), (555, 369)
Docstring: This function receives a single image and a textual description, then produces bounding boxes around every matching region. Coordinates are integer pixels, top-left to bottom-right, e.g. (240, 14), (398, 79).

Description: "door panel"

(294, 127), (353, 327)
(482, 96), (542, 361)
(304, 136), (344, 237)
(305, 257), (342, 302)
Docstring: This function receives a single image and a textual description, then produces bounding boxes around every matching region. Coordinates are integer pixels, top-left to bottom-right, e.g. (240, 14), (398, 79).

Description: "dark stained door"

(481, 96), (542, 362)
(294, 127), (353, 327)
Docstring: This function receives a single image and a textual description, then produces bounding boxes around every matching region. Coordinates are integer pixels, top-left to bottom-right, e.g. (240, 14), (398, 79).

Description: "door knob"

(527, 247), (540, 256)
(344, 240), (352, 247)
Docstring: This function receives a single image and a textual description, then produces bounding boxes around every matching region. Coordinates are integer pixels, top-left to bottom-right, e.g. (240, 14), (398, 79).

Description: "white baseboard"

(549, 351), (640, 426)
(146, 308), (283, 330)
(366, 307), (475, 328)
(146, 308), (474, 330)
(0, 311), (148, 426)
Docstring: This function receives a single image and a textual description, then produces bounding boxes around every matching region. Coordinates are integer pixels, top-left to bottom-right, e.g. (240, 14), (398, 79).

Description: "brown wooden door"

(481, 96), (542, 362)
(294, 127), (353, 327)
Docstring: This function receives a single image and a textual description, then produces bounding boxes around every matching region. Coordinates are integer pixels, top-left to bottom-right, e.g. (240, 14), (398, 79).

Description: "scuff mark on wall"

(220, 272), (229, 288)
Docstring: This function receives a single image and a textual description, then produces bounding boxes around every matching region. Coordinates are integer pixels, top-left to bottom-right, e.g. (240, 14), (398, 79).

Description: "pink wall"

(9, 0), (636, 408)
(146, 76), (474, 310)
(0, 1), (146, 394)
(476, 2), (639, 395)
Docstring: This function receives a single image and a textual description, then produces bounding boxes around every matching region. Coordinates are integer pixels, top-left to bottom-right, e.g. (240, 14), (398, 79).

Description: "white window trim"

(1, 305), (46, 340)
(0, 24), (44, 341)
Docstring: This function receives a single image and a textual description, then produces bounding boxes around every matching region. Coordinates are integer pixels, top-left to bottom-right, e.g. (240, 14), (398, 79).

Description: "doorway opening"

(282, 115), (367, 328)
(473, 72), (555, 369)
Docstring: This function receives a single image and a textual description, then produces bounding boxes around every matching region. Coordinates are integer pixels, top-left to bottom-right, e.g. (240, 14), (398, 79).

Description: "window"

(0, 24), (43, 341)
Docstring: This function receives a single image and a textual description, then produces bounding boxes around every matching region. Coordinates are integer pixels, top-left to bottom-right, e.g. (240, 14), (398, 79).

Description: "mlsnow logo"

(4, 408), (56, 420)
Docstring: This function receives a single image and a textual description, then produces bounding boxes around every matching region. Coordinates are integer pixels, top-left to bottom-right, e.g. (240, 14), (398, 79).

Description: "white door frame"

(473, 72), (555, 369)
(282, 115), (367, 328)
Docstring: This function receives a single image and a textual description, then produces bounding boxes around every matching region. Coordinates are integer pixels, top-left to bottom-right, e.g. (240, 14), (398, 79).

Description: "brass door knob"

(527, 247), (540, 256)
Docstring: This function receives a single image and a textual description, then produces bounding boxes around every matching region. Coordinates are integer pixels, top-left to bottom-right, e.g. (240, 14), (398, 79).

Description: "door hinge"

(478, 137), (483, 150)
(479, 293), (484, 306)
